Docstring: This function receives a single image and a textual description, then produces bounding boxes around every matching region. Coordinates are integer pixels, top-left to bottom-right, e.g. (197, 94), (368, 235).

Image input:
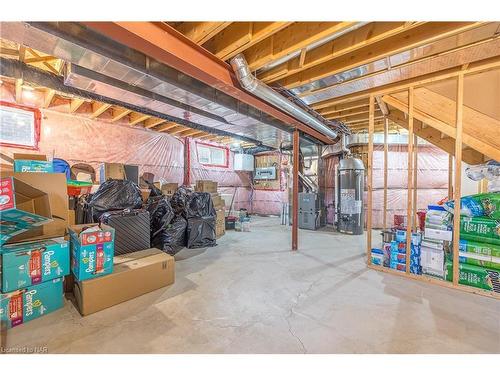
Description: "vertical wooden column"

(383, 118), (388, 230)
(367, 96), (375, 264)
(453, 74), (464, 285)
(405, 87), (414, 274)
(413, 134), (418, 232)
(448, 155), (454, 199)
(292, 129), (299, 251)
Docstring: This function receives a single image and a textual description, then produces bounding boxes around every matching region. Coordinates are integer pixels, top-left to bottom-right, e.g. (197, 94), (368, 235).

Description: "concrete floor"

(3, 217), (500, 353)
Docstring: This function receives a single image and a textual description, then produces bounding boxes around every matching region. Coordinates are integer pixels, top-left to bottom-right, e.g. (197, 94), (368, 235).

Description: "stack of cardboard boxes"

(1, 156), (177, 330)
(195, 180), (225, 238)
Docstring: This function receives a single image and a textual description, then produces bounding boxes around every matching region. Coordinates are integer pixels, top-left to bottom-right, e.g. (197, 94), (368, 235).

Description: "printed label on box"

(0, 177), (15, 211)
(29, 250), (42, 285)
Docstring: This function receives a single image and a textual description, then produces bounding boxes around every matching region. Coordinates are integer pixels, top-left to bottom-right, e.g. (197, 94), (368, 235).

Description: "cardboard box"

(99, 163), (126, 184)
(216, 209), (225, 238)
(13, 153), (53, 173)
(69, 224), (115, 282)
(1, 172), (69, 245)
(195, 180), (218, 193)
(0, 177), (53, 245)
(161, 183), (178, 196)
(140, 189), (151, 202)
(0, 237), (70, 293)
(68, 209), (76, 225)
(73, 248), (175, 316)
(0, 277), (64, 329)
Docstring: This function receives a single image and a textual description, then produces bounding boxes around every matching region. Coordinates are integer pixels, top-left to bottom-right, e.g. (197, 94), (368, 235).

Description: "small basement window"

(0, 101), (41, 150)
(196, 142), (229, 168)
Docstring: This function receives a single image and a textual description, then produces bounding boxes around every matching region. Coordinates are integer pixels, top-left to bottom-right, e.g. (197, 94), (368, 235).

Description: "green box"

(459, 239), (500, 270)
(445, 260), (500, 293)
(460, 216), (500, 246)
(13, 160), (54, 173)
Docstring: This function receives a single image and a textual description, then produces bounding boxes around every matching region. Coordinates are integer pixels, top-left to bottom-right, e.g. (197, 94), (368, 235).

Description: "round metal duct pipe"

(230, 54), (338, 141)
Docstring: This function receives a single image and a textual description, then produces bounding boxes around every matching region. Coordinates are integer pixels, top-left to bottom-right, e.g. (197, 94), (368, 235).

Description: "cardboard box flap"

(13, 153), (47, 161)
(113, 248), (165, 265)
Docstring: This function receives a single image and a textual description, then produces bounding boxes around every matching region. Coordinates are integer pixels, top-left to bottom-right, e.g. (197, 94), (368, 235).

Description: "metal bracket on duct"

(0, 58), (271, 147)
(230, 54), (338, 141)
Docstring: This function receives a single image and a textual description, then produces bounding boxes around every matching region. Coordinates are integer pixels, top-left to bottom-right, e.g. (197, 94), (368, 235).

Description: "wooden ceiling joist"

(129, 112), (151, 126)
(156, 122), (179, 132)
(174, 22), (232, 45)
(110, 107), (132, 122)
(203, 22), (292, 61)
(144, 117), (165, 129)
(0, 47), (19, 56)
(167, 126), (190, 136)
(259, 22), (423, 83)
(318, 99), (371, 116)
(90, 102), (112, 119)
(242, 22), (358, 71)
(179, 129), (204, 138)
(277, 22), (483, 89)
(69, 98), (85, 113)
(43, 89), (55, 108)
(26, 48), (59, 74)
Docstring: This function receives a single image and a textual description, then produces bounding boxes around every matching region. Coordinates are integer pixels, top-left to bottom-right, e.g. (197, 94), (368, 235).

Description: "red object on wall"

(0, 101), (41, 150)
(184, 137), (191, 186)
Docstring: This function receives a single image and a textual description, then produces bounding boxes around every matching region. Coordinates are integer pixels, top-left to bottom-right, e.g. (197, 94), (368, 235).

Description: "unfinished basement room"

(0, 3), (499, 369)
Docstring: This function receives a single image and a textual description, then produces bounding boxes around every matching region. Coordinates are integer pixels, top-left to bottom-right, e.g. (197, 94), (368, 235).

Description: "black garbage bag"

(185, 192), (216, 219)
(170, 186), (192, 216)
(186, 216), (216, 249)
(145, 196), (174, 239)
(152, 215), (187, 255)
(88, 179), (143, 221)
(148, 182), (163, 197)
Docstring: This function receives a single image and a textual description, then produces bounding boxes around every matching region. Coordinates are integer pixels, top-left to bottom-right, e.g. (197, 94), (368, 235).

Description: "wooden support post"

(453, 74), (464, 286)
(292, 129), (299, 251)
(383, 118), (388, 231)
(367, 96), (375, 264)
(448, 154), (454, 199)
(405, 87), (414, 274)
(413, 134), (418, 232)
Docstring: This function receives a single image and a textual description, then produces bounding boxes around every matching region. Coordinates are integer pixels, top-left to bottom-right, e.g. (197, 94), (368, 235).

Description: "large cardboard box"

(13, 153), (54, 173)
(195, 180), (218, 193)
(1, 172), (69, 245)
(99, 163), (126, 184)
(0, 237), (70, 293)
(161, 183), (178, 196)
(216, 209), (225, 238)
(0, 277), (64, 329)
(69, 224), (115, 282)
(73, 248), (175, 316)
(0, 176), (53, 245)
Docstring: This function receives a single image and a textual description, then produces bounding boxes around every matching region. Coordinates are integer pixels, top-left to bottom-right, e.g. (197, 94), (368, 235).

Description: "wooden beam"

(43, 89), (55, 108)
(179, 129), (204, 138)
(413, 134), (418, 232)
(174, 22), (232, 44)
(69, 98), (85, 113)
(129, 112), (150, 125)
(448, 154), (454, 199)
(452, 73), (464, 286)
(318, 99), (370, 116)
(292, 129), (299, 251)
(243, 22), (358, 71)
(144, 117), (165, 128)
(384, 88), (500, 162)
(383, 118), (388, 230)
(26, 48), (58, 74)
(259, 22), (422, 83)
(405, 87), (414, 275)
(24, 55), (58, 64)
(0, 47), (19, 56)
(19, 46), (26, 62)
(167, 126), (189, 135)
(277, 22), (482, 89)
(90, 102), (112, 119)
(156, 122), (179, 132)
(110, 107), (132, 122)
(311, 53), (500, 110)
(203, 22), (292, 60)
(337, 111), (383, 124)
(367, 95), (375, 264)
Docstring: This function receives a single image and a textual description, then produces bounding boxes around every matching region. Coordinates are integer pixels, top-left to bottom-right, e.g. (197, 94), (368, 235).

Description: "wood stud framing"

(366, 95), (375, 264)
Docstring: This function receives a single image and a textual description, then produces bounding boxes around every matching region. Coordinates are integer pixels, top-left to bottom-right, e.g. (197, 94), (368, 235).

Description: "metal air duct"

(230, 54), (338, 140)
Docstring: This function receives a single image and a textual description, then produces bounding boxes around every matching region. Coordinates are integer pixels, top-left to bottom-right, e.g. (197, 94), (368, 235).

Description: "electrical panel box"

(234, 154), (254, 171)
(254, 167), (277, 180)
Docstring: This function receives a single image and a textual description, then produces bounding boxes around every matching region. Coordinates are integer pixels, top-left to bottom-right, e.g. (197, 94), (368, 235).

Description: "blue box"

(69, 224), (115, 281)
(0, 238), (70, 293)
(0, 277), (64, 329)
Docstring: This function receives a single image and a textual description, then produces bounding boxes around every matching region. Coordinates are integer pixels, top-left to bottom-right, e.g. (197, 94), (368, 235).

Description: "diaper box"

(13, 153), (53, 173)
(69, 224), (115, 281)
(0, 277), (64, 329)
(0, 237), (70, 293)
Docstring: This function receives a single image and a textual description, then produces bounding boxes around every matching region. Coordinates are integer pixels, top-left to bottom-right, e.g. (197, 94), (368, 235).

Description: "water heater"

(337, 157), (365, 235)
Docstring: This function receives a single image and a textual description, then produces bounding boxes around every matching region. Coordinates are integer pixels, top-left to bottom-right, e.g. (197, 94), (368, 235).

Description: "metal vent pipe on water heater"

(337, 158), (365, 235)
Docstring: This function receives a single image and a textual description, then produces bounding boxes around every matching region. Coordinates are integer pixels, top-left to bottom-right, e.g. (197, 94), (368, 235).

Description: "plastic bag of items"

(145, 196), (175, 239)
(147, 182), (163, 198)
(170, 186), (193, 216)
(88, 179), (143, 221)
(444, 193), (500, 220)
(185, 192), (217, 248)
(152, 215), (187, 255)
(466, 160), (500, 193)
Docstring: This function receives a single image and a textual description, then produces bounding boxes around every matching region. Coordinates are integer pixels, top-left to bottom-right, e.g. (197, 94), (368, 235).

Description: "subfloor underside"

(4, 217), (500, 354)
